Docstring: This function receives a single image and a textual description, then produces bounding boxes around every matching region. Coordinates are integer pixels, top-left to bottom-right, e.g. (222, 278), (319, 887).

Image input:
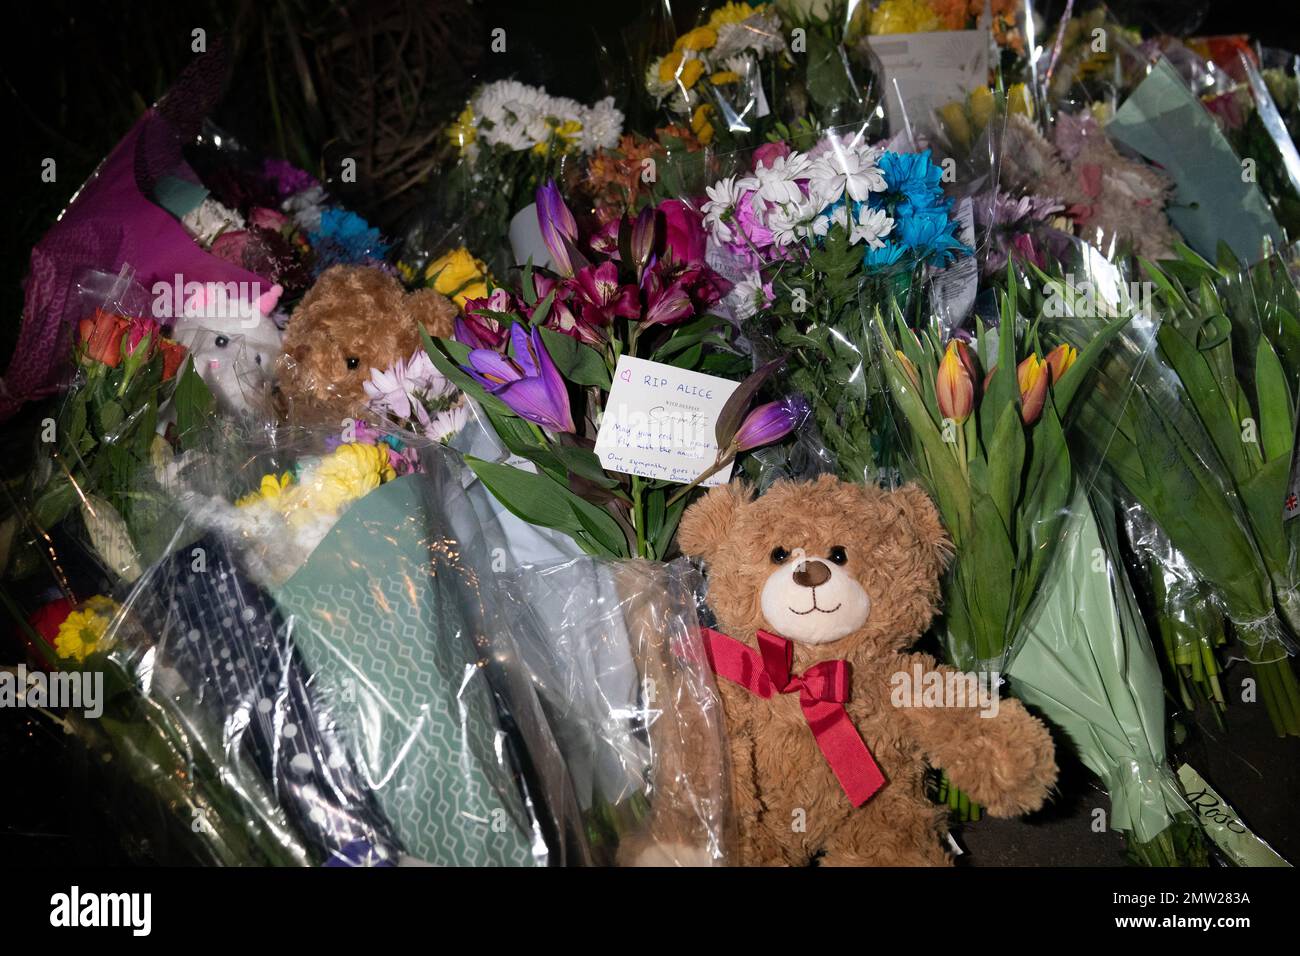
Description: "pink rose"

(657, 199), (707, 265)
(249, 206), (289, 231)
(752, 141), (791, 171)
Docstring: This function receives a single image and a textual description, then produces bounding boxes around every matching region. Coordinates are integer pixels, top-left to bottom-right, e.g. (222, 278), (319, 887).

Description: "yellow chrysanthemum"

(426, 247), (491, 307)
(708, 2), (755, 28)
(691, 104), (715, 145)
(448, 104), (477, 152)
(237, 472), (294, 508)
(658, 51), (706, 91)
(55, 599), (119, 663)
(710, 70), (741, 85)
(870, 0), (942, 35)
(674, 26), (717, 53)
(287, 443), (396, 524)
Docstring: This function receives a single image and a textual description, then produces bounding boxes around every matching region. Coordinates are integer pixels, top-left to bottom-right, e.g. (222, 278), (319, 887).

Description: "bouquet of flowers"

(1059, 247), (1300, 737)
(872, 274), (1130, 670)
(438, 80), (625, 270)
(423, 180), (803, 559)
(707, 131), (969, 481)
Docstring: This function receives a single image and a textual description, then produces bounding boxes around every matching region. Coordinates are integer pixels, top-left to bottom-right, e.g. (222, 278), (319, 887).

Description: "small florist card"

(595, 356), (739, 486)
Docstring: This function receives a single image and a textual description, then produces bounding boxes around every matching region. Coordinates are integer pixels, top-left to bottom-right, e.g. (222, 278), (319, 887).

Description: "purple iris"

(462, 323), (576, 433)
(537, 179), (579, 277)
(732, 395), (809, 451)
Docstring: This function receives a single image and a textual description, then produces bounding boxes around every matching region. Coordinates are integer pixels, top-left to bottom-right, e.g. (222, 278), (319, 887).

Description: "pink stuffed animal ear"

(677, 482), (753, 562)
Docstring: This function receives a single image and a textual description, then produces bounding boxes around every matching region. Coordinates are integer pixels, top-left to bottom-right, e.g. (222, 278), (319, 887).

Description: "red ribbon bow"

(701, 627), (886, 806)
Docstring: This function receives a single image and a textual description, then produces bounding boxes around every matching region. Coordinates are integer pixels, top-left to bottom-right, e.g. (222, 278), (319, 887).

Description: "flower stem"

(632, 475), (648, 558)
(665, 448), (735, 508)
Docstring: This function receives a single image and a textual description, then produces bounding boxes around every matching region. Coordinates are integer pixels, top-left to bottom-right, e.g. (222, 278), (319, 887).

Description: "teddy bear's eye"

(346, 356), (360, 370)
(828, 546), (848, 565)
(214, 335), (229, 348)
(770, 547), (789, 564)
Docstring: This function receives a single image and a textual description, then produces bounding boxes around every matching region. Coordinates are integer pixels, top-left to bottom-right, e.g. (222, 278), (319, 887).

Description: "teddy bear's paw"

(965, 704), (1059, 817)
(629, 841), (716, 867)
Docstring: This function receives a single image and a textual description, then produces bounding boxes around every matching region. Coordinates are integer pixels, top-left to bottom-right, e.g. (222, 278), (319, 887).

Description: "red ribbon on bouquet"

(701, 627), (886, 806)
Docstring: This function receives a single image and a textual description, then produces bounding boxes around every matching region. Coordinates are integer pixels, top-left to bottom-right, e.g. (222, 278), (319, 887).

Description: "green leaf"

(537, 326), (611, 388)
(715, 357), (784, 449)
(171, 356), (215, 451)
(1254, 334), (1294, 464)
(528, 289), (557, 327)
(466, 457), (584, 533)
(986, 402), (1025, 536)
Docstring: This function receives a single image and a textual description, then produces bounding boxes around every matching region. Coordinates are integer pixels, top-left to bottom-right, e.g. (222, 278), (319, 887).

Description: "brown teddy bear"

(623, 475), (1058, 866)
(277, 265), (457, 422)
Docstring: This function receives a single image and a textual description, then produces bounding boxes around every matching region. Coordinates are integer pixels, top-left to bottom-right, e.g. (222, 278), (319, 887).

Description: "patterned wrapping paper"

(274, 472), (545, 866)
(134, 532), (403, 866)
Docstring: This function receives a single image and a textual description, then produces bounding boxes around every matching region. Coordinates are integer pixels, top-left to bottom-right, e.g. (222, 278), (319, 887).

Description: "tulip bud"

(1017, 353), (1049, 424)
(936, 341), (974, 423)
(1045, 343), (1077, 384)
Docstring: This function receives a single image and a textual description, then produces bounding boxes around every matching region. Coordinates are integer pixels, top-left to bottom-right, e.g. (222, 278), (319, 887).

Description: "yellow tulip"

(968, 86), (994, 131)
(1017, 353), (1049, 424)
(937, 100), (971, 149)
(1045, 343), (1077, 384)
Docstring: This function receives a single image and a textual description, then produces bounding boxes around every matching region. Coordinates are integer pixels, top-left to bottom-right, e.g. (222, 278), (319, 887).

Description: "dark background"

(2, 0), (1298, 866)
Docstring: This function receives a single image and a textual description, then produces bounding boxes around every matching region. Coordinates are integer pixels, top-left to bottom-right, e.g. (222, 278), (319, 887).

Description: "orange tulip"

(1017, 353), (1049, 424)
(936, 341), (974, 423)
(1045, 343), (1077, 384)
(895, 350), (919, 387)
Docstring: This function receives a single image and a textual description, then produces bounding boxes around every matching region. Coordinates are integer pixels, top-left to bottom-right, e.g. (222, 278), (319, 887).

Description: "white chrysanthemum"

(714, 11), (786, 59)
(725, 271), (772, 321)
(752, 151), (811, 205)
(767, 197), (820, 247)
(849, 206), (895, 248)
(579, 97), (625, 152)
(645, 58), (676, 102)
(281, 184), (327, 233)
(807, 144), (887, 206)
(810, 202), (849, 238)
(702, 175), (755, 242)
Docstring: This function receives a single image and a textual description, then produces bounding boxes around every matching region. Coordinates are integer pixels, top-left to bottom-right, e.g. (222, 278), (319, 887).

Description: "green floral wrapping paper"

(276, 473), (542, 866)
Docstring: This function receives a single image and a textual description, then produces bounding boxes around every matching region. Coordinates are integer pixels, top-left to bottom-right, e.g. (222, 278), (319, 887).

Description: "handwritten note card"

(594, 356), (740, 486)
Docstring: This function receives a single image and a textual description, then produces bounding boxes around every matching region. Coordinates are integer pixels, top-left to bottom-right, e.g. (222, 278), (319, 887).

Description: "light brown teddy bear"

(277, 265), (457, 423)
(624, 475), (1058, 866)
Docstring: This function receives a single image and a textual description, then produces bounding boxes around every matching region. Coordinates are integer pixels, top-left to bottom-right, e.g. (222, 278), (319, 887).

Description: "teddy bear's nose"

(792, 559), (831, 588)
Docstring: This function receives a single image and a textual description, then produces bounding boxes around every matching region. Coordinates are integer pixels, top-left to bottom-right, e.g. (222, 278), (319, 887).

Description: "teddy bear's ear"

(892, 483), (954, 575)
(405, 289), (457, 340)
(678, 481), (752, 561)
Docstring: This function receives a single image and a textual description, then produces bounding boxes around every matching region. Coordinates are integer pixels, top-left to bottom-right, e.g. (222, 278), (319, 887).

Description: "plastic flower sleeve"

(501, 556), (732, 865)
(1007, 484), (1209, 865)
(1058, 246), (1300, 736)
(31, 425), (588, 865)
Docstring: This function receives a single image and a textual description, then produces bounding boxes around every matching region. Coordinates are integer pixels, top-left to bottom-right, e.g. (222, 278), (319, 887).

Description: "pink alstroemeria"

(455, 289), (513, 351)
(573, 261), (639, 327)
(537, 179), (580, 277)
(641, 271), (694, 328)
